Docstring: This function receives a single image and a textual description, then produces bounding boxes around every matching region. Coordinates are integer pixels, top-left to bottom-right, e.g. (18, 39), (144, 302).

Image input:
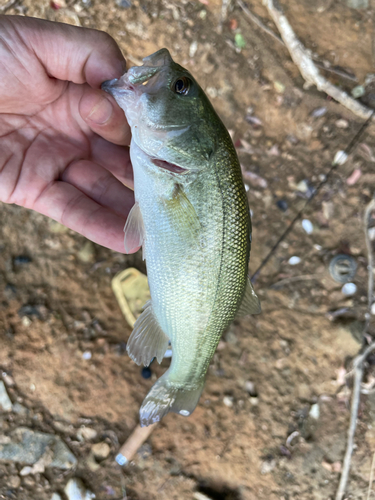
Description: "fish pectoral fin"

(235, 276), (261, 317)
(164, 185), (201, 242)
(139, 370), (205, 427)
(126, 301), (169, 366)
(124, 202), (145, 254)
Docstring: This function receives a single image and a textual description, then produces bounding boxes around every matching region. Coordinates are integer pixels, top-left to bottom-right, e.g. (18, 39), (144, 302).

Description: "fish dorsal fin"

(126, 301), (170, 366)
(124, 202), (145, 254)
(236, 276), (261, 318)
(164, 185), (201, 241)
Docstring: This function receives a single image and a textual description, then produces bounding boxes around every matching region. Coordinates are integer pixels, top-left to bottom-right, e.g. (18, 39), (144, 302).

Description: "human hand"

(0, 15), (134, 253)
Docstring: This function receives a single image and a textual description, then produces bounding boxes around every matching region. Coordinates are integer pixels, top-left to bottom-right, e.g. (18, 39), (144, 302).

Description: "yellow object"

(111, 268), (150, 328)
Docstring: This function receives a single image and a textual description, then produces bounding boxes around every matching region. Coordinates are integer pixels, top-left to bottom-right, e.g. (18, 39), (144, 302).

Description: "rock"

(309, 403), (320, 420)
(64, 478), (95, 500)
(91, 442), (110, 461)
(260, 459), (276, 474)
(8, 475), (21, 488)
(0, 381), (12, 411)
(296, 383), (312, 401)
(0, 427), (76, 469)
(77, 427), (97, 441)
(223, 396), (233, 407)
(77, 241), (95, 263)
(51, 494), (63, 500)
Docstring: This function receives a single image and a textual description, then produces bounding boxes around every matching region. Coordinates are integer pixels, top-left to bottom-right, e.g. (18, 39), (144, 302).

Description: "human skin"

(0, 15), (134, 253)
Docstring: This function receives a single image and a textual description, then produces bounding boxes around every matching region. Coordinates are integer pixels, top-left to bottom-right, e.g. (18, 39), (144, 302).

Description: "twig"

(335, 198), (375, 500)
(116, 423), (157, 466)
(262, 0), (373, 120)
(0, 0), (18, 12)
(237, 0), (284, 46)
(367, 451), (375, 500)
(237, 0), (358, 82)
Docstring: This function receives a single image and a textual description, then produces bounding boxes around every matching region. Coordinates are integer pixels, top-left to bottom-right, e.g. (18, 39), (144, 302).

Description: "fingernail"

(86, 95), (113, 124)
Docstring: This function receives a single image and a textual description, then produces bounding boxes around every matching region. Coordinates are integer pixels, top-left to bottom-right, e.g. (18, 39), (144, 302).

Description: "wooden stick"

(262, 0), (373, 121)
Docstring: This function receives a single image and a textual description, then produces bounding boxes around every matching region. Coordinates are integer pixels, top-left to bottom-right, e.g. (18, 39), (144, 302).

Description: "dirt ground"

(1, 0), (375, 499)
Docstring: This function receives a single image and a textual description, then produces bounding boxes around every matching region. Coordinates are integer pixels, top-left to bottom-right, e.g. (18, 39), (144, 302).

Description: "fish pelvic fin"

(126, 301), (169, 366)
(139, 371), (204, 427)
(235, 276), (261, 318)
(124, 202), (145, 254)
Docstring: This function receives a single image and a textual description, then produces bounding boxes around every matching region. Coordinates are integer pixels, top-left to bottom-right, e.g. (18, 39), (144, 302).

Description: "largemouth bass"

(102, 49), (260, 427)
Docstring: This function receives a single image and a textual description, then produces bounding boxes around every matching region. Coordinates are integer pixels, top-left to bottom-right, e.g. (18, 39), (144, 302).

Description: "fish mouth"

(151, 158), (188, 175)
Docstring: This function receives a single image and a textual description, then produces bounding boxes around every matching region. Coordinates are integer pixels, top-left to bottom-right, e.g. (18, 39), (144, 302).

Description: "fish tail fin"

(139, 371), (204, 427)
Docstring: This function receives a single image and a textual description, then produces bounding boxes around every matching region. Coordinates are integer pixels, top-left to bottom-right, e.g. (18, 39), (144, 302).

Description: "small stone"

(273, 81), (285, 93)
(310, 106), (327, 118)
(64, 478), (95, 500)
(371, 303), (375, 315)
(8, 475), (21, 488)
(297, 383), (311, 401)
(0, 381), (12, 411)
(288, 256), (301, 266)
(223, 396), (233, 407)
(115, 0), (131, 7)
(368, 227), (375, 241)
(335, 119), (349, 129)
(309, 403), (320, 420)
(20, 466), (33, 476)
(351, 85), (365, 98)
(189, 41), (198, 58)
(260, 459), (276, 474)
(342, 283), (357, 295)
(77, 427), (97, 441)
(296, 180), (309, 193)
(245, 381), (257, 396)
(276, 200), (288, 212)
(82, 351), (92, 360)
(91, 442), (111, 461)
(51, 494), (63, 500)
(77, 241), (95, 263)
(301, 219), (313, 235)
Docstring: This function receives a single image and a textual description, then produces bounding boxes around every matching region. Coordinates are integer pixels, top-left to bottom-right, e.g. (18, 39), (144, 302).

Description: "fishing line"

(251, 111), (374, 283)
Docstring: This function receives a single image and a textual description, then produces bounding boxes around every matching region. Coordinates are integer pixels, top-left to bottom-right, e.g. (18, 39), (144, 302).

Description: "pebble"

(371, 303), (375, 315)
(260, 459), (276, 474)
(296, 179), (309, 193)
(347, 168), (362, 186)
(77, 241), (95, 263)
(245, 381), (257, 396)
(288, 256), (301, 266)
(64, 478), (95, 500)
(351, 85), (365, 98)
(310, 106), (327, 118)
(276, 200), (288, 212)
(309, 403), (320, 420)
(8, 475), (21, 488)
(91, 442), (111, 461)
(341, 283), (357, 295)
(0, 427), (77, 469)
(368, 227), (375, 241)
(51, 494), (63, 500)
(223, 396), (234, 407)
(0, 381), (12, 411)
(115, 0), (131, 7)
(82, 351), (92, 360)
(189, 41), (198, 58)
(301, 219), (313, 235)
(77, 427), (97, 441)
(335, 119), (349, 129)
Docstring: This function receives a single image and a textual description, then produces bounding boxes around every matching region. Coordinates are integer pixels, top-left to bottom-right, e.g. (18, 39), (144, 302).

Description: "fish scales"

(102, 48), (260, 426)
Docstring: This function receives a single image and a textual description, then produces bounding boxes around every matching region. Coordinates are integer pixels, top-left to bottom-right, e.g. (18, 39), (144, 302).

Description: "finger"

(32, 180), (130, 253)
(79, 88), (131, 146)
(90, 136), (134, 190)
(7, 15), (126, 88)
(61, 160), (134, 218)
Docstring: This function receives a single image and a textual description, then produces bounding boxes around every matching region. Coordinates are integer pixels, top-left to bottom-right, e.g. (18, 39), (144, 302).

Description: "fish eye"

(173, 76), (191, 95)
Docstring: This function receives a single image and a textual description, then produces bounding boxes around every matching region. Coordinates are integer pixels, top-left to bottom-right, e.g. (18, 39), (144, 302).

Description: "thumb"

(79, 88), (131, 146)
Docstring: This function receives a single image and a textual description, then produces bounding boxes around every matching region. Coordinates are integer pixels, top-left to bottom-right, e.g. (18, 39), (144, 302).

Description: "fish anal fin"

(139, 370), (204, 427)
(164, 185), (201, 242)
(124, 202), (145, 254)
(236, 276), (261, 318)
(126, 301), (169, 366)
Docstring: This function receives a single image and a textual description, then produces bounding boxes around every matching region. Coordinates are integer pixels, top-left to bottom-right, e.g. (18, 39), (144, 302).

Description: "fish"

(102, 48), (260, 427)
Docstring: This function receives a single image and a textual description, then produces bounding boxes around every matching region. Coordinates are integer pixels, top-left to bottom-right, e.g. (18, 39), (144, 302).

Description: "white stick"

(263, 0), (373, 121)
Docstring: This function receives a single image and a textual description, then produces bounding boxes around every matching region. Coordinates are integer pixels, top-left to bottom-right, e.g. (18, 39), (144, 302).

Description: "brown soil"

(1, 1), (375, 499)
